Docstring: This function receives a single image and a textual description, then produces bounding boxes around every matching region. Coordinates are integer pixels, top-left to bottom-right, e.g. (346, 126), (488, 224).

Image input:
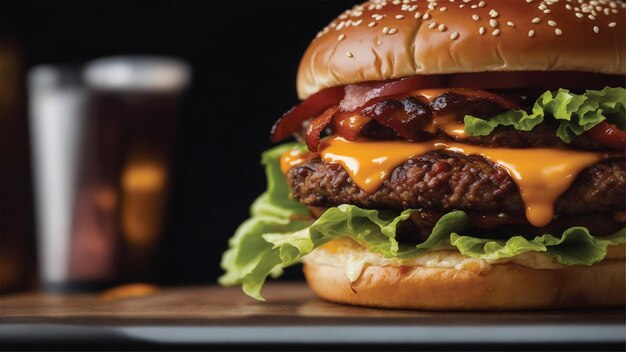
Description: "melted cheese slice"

(280, 148), (317, 174)
(318, 136), (609, 227)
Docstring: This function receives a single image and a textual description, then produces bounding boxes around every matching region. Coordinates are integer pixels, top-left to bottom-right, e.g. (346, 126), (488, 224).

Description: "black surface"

(0, 0), (358, 285)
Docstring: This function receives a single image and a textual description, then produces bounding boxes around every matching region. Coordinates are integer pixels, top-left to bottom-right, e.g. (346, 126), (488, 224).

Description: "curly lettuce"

(218, 143), (312, 299)
(464, 87), (626, 142)
(220, 143), (626, 300)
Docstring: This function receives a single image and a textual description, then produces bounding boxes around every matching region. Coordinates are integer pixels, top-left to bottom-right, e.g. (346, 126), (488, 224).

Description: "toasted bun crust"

(297, 0), (626, 99)
(303, 259), (626, 310)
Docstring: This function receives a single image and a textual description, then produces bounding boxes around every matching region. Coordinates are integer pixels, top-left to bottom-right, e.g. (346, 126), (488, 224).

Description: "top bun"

(296, 0), (626, 99)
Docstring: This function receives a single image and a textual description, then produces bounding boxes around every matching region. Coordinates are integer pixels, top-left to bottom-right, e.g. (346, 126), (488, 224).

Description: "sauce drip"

(433, 114), (467, 138)
(317, 136), (609, 227)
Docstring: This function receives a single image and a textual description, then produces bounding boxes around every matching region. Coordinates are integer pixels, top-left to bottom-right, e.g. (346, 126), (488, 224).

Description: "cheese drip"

(318, 136), (609, 227)
(280, 148), (316, 174)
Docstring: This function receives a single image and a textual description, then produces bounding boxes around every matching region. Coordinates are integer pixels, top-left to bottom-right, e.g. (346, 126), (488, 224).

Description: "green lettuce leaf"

(218, 143), (312, 300)
(450, 226), (625, 265)
(261, 207), (624, 268)
(464, 87), (626, 142)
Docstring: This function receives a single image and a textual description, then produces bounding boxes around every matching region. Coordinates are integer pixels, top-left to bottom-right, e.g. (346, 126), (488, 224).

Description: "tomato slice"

(587, 121), (626, 150)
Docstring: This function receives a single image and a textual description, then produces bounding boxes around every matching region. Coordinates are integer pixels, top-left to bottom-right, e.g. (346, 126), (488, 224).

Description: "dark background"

(0, 1), (358, 287)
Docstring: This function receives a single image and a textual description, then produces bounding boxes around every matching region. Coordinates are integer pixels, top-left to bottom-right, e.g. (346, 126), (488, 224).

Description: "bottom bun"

(303, 260), (626, 310)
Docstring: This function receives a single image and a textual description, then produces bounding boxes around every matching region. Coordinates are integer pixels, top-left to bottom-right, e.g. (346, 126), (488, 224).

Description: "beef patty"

(287, 152), (625, 216)
(359, 118), (605, 150)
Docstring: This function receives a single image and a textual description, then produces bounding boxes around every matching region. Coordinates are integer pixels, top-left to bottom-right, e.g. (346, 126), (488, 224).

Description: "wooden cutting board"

(1, 283), (624, 350)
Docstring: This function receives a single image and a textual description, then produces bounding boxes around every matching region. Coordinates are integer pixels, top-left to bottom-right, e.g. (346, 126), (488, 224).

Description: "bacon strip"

(339, 76), (445, 112)
(270, 86), (344, 142)
(587, 121), (626, 150)
(361, 97), (435, 141)
(305, 106), (338, 151)
(303, 90), (526, 150)
(430, 90), (522, 113)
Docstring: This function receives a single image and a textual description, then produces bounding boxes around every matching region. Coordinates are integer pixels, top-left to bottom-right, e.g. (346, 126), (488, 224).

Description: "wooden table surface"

(1, 283), (625, 350)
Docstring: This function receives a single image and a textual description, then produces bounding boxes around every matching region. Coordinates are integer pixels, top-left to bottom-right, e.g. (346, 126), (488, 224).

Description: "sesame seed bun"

(303, 243), (626, 310)
(297, 0), (626, 99)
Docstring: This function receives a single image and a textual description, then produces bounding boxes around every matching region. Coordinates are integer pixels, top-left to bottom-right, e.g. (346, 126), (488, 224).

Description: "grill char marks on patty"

(287, 153), (625, 216)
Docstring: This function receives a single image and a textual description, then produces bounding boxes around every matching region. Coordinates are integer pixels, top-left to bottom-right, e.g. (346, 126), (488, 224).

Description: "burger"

(220, 0), (626, 310)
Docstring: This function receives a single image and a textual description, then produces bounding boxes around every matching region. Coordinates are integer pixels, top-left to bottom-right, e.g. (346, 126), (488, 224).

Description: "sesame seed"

(543, 9), (551, 13)
(423, 13), (431, 20)
(408, 5), (418, 11)
(438, 24), (447, 31)
(429, 22), (437, 29)
(492, 29), (500, 36)
(489, 19), (498, 27)
(383, 26), (389, 34)
(479, 26), (485, 35)
(532, 17), (541, 24)
(338, 34), (346, 41)
(478, 1), (485, 8)
(528, 29), (535, 37)
(575, 13), (584, 18)
(566, 4), (572, 10)
(526, 0), (533, 2)
(368, 21), (377, 27)
(593, 26), (600, 33)
(353, 19), (362, 26)
(471, 4), (477, 8)
(396, 14), (405, 19)
(489, 9), (498, 18)
(555, 28), (562, 36)
(414, 12), (422, 18)
(588, 14), (596, 20)
(507, 21), (515, 28)
(346, 51), (353, 58)
(440, 6), (447, 11)
(472, 14), (480, 21)
(609, 22), (617, 28)
(450, 32), (459, 40)
(388, 28), (398, 34)
(548, 20), (557, 27)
